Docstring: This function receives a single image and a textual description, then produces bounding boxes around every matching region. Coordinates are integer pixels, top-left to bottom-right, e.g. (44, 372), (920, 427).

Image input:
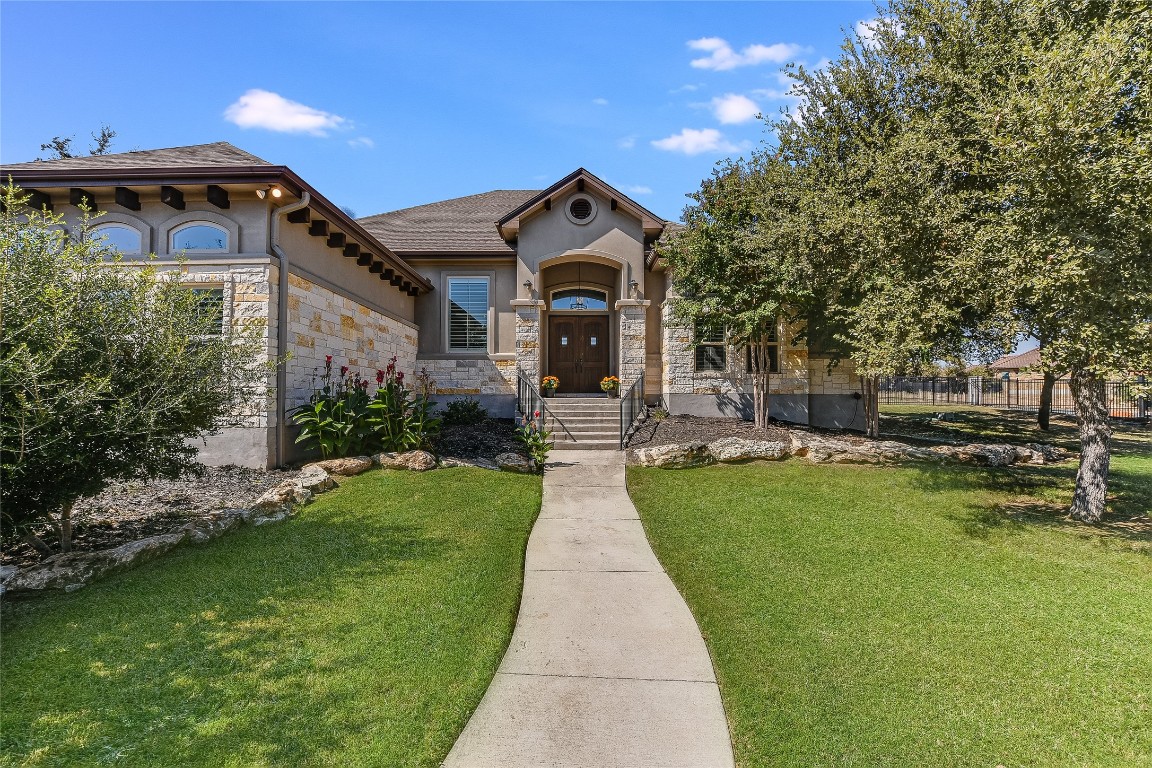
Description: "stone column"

(615, 299), (651, 391)
(511, 299), (545, 386)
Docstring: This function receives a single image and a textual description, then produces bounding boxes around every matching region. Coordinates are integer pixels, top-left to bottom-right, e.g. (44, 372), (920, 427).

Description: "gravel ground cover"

(2, 466), (295, 569)
(434, 417), (521, 460)
(628, 414), (801, 450)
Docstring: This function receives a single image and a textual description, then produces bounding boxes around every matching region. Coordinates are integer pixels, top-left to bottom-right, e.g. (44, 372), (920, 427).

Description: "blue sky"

(1, 1), (872, 222)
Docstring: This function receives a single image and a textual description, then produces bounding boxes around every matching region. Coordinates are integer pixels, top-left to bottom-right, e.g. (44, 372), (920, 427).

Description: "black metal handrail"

(516, 368), (573, 441)
(619, 372), (645, 449)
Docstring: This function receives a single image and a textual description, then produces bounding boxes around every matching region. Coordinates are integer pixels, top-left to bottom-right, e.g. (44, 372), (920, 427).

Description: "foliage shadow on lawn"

(2, 468), (541, 768)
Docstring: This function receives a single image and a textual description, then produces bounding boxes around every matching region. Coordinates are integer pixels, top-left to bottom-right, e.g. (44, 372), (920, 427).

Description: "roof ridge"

(358, 189), (541, 221)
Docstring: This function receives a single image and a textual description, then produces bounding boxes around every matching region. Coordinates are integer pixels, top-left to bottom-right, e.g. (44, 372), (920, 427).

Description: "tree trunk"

(1038, 371), (1056, 430)
(861, 375), (881, 438)
(750, 337), (771, 430)
(22, 531), (54, 558)
(59, 501), (74, 553)
(1069, 366), (1111, 523)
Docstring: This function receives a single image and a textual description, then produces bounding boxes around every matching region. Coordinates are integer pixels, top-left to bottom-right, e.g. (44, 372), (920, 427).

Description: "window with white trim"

(172, 223), (228, 252)
(447, 277), (489, 351)
(90, 223), (142, 255)
(694, 319), (726, 372)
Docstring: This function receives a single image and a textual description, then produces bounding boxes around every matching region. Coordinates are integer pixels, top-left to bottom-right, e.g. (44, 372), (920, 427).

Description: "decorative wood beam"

(308, 220), (329, 237)
(206, 185), (230, 209)
(369, 261), (384, 274)
(577, 179), (585, 192)
(342, 243), (360, 259)
(390, 275), (404, 286)
(401, 280), (411, 292)
(286, 207), (310, 224)
(356, 253), (373, 267)
(382, 268), (395, 280)
(161, 186), (185, 210)
(326, 232), (346, 249)
(544, 197), (551, 211)
(27, 190), (53, 211)
(115, 187), (140, 211)
(406, 286), (419, 296)
(69, 188), (97, 210)
(611, 199), (618, 211)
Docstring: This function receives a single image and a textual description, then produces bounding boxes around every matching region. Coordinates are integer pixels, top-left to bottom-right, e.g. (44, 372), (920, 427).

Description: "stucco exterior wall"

(408, 260), (516, 355)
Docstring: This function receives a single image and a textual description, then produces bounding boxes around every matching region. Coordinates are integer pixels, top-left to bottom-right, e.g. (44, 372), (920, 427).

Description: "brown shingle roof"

(358, 190), (539, 255)
(0, 141), (271, 171)
(990, 347), (1042, 370)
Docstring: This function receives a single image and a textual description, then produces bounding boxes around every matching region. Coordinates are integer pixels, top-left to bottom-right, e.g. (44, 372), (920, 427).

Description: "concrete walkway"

(443, 450), (735, 768)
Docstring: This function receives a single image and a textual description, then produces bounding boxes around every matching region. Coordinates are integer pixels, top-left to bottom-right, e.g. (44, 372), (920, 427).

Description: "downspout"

(270, 191), (310, 468)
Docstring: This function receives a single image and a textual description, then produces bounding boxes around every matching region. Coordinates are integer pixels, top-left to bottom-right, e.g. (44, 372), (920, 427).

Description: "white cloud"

(711, 93), (760, 124)
(348, 136), (375, 149)
(855, 19), (902, 48)
(592, 97), (609, 106)
(224, 89), (347, 136)
(670, 83), (702, 93)
(651, 128), (741, 156)
(688, 37), (807, 71)
(623, 185), (653, 195)
(617, 135), (637, 149)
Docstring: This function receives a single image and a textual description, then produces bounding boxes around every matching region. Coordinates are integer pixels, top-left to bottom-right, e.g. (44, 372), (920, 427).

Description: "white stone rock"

(375, 450), (438, 471)
(634, 443), (715, 469)
(706, 437), (789, 462)
(496, 452), (537, 474)
(302, 456), (374, 476)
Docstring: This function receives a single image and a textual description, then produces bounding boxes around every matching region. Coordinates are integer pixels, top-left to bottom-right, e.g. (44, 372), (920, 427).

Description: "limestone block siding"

(415, 357), (517, 397)
(660, 302), (809, 398)
(162, 263), (274, 428)
(284, 272), (418, 409)
(808, 357), (863, 395)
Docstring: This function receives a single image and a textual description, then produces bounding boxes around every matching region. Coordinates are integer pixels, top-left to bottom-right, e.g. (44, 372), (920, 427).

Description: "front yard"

(628, 418), (1151, 767)
(1, 468), (541, 767)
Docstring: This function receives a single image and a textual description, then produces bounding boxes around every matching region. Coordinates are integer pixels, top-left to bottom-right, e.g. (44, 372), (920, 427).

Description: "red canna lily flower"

(376, 369), (385, 384)
(340, 365), (349, 377)
(534, 410), (540, 418)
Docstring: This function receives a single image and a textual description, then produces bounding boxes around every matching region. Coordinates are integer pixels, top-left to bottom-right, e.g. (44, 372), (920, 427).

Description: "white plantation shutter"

(448, 277), (489, 350)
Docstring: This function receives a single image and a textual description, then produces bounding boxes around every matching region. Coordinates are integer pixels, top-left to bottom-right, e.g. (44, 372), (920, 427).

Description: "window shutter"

(448, 278), (489, 350)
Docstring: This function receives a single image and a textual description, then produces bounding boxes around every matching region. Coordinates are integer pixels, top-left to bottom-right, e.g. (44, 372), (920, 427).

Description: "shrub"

(515, 411), (553, 470)
(290, 356), (440, 459)
(0, 185), (270, 555)
(442, 397), (488, 426)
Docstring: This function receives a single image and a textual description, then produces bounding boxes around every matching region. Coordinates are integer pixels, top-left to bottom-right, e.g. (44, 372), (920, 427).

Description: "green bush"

(290, 357), (440, 459)
(442, 397), (488, 426)
(515, 411), (553, 471)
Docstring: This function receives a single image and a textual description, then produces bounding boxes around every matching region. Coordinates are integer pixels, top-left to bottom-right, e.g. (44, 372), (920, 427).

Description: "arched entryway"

(540, 260), (618, 394)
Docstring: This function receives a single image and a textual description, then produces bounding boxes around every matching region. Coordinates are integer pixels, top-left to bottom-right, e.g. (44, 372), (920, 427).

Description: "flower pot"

(605, 389), (619, 398)
(542, 389), (555, 398)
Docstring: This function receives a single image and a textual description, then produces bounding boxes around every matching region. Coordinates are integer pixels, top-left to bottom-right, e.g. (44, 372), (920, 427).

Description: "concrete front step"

(552, 440), (621, 451)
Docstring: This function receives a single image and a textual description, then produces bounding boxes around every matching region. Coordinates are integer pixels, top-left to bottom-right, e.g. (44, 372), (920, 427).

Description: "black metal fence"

(515, 368), (572, 441)
(879, 376), (1150, 420)
(620, 372), (645, 449)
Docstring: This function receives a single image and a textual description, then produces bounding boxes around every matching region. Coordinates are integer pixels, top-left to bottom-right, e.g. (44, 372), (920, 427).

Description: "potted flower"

(541, 376), (559, 397)
(600, 375), (621, 398)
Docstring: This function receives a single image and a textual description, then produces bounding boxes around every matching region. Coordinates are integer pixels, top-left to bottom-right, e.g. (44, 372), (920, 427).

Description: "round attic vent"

(564, 193), (597, 225)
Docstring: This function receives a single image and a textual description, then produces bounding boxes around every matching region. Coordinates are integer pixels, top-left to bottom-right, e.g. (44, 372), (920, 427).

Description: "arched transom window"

(90, 223), (142, 255)
(551, 288), (608, 311)
(171, 222), (228, 252)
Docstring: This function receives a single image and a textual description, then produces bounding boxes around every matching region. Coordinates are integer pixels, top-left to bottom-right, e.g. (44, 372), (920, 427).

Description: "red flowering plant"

(291, 354), (439, 458)
(514, 409), (553, 471)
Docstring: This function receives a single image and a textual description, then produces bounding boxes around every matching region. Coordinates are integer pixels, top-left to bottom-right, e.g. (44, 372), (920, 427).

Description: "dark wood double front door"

(548, 315), (609, 393)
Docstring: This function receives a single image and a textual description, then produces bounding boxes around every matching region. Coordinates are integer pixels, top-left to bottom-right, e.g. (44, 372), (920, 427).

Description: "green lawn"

(1, 468), (541, 768)
(629, 423), (1152, 767)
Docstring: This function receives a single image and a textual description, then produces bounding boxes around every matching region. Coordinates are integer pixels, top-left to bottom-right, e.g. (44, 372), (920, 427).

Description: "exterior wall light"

(256, 186), (283, 200)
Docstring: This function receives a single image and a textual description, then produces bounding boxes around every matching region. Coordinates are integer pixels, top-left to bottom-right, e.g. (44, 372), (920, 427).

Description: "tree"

(0, 185), (271, 555)
(661, 156), (815, 429)
(889, 0), (1152, 521)
(39, 125), (116, 160)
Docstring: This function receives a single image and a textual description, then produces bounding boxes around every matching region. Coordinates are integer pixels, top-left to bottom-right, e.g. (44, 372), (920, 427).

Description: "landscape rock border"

(631, 432), (1070, 469)
(1, 450), (518, 599)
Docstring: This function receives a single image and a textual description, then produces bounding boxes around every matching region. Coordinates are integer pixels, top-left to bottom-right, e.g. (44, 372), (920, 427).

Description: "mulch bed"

(433, 417), (521, 460)
(2, 466), (294, 570)
(627, 414), (793, 449)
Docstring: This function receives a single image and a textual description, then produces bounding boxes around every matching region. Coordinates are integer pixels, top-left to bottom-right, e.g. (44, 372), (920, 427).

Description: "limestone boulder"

(706, 437), (789, 463)
(295, 466), (337, 493)
(788, 432), (868, 463)
(496, 452), (537, 474)
(2, 532), (188, 596)
(440, 457), (499, 470)
(375, 450), (438, 471)
(180, 510), (245, 543)
(1023, 443), (1070, 464)
(633, 442), (715, 469)
(251, 480), (312, 516)
(302, 456), (374, 476)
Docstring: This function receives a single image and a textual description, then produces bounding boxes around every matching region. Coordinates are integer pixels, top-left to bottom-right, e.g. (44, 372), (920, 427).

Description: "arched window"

(171, 223), (228, 252)
(90, 223), (142, 255)
(551, 288), (608, 311)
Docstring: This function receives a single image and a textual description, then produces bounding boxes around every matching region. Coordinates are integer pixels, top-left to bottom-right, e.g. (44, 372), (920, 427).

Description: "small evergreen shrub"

(442, 397), (488, 426)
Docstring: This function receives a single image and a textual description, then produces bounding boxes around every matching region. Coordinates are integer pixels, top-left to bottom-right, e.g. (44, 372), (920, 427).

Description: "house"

(988, 348), (1045, 379)
(2, 142), (864, 467)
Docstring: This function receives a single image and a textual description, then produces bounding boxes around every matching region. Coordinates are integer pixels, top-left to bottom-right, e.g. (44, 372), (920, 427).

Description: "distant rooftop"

(990, 348), (1042, 370)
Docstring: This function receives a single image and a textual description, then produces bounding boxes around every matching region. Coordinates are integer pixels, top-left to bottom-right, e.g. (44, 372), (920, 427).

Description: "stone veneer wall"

(512, 300), (544, 389)
(617, 300), (649, 391)
(808, 357), (863, 396)
(283, 272), (418, 410)
(415, 357), (518, 417)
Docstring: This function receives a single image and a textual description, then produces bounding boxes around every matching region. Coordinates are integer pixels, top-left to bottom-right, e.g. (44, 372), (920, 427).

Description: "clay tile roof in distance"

(0, 141), (272, 171)
(358, 190), (540, 255)
(990, 347), (1042, 370)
